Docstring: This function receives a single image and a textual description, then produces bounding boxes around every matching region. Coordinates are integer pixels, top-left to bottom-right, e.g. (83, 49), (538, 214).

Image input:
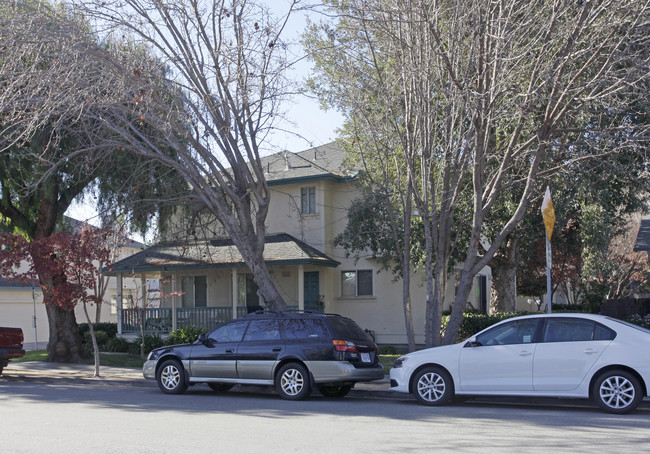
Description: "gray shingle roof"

(261, 142), (355, 184)
(104, 233), (339, 275)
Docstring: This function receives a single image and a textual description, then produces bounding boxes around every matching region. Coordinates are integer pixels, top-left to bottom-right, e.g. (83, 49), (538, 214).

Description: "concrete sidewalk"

(1, 361), (403, 400)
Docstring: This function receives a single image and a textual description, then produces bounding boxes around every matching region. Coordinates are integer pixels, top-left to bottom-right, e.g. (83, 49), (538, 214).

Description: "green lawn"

(16, 350), (144, 368)
(17, 349), (398, 373)
(379, 354), (400, 374)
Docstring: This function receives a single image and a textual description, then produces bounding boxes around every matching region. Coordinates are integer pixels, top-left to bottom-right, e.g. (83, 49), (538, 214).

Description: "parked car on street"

(144, 310), (384, 400)
(0, 326), (25, 375)
(390, 313), (650, 413)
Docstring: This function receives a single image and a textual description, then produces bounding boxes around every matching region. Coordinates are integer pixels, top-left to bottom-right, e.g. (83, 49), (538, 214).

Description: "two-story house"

(107, 143), (491, 346)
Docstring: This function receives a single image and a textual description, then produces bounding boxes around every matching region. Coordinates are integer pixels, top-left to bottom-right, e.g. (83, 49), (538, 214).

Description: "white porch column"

(172, 272), (178, 331)
(232, 269), (238, 319)
(116, 274), (123, 335)
(298, 265), (304, 311)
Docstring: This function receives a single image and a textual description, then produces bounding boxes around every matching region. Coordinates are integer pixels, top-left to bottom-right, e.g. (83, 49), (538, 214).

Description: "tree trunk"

(45, 304), (83, 363)
(82, 301), (101, 377)
(489, 239), (519, 313)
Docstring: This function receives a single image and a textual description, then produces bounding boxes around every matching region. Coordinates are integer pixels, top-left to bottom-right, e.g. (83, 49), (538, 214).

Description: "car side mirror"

(198, 333), (210, 345)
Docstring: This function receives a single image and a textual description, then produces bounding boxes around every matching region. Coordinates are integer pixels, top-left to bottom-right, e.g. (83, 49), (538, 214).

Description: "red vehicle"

(0, 327), (25, 375)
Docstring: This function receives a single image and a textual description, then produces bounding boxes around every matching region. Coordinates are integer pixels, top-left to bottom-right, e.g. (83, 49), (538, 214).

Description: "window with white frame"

(181, 276), (207, 307)
(341, 270), (373, 297)
(301, 187), (316, 214)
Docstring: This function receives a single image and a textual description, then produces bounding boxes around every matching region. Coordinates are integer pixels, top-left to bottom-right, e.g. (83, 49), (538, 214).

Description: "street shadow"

(1, 378), (649, 430)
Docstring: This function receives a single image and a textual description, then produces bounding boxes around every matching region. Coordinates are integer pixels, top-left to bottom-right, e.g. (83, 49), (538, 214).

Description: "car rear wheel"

(208, 383), (234, 393)
(318, 385), (352, 398)
(276, 363), (311, 400)
(593, 370), (642, 414)
(413, 366), (453, 406)
(157, 359), (187, 394)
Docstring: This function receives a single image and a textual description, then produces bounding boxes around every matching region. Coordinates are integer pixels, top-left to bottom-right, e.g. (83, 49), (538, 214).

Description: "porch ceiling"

(103, 233), (340, 275)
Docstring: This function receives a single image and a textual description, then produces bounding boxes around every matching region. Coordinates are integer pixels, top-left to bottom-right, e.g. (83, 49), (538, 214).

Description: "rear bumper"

(305, 361), (385, 383)
(0, 348), (25, 360)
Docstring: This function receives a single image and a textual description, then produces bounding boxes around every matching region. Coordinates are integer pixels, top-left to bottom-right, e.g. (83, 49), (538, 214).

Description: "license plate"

(361, 352), (371, 363)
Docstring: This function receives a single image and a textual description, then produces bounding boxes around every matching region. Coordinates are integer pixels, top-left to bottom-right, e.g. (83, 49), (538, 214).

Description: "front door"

(245, 274), (261, 313)
(304, 272), (320, 311)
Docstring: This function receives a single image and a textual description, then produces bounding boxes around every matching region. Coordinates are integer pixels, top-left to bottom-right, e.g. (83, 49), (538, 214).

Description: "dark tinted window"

(243, 319), (280, 341)
(280, 319), (329, 339)
(209, 321), (248, 342)
(476, 319), (539, 346)
(543, 318), (615, 342)
(594, 323), (616, 341)
(327, 317), (372, 341)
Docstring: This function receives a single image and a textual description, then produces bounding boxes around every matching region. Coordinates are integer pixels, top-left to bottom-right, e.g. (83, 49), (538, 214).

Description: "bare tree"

(70, 0), (308, 310)
(307, 0), (650, 345)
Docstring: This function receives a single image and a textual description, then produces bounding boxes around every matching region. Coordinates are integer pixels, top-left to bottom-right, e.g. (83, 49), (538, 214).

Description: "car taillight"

(333, 340), (357, 352)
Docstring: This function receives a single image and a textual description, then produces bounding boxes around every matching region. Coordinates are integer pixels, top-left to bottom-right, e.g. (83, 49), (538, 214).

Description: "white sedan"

(389, 313), (650, 413)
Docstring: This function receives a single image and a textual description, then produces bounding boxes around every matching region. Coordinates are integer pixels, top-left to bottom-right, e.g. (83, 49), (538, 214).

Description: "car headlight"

(393, 356), (408, 368)
(147, 350), (159, 361)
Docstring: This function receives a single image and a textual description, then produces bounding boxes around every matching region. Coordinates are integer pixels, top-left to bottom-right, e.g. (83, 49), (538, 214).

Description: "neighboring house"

(107, 143), (491, 347)
(0, 218), (144, 349)
(634, 216), (650, 258)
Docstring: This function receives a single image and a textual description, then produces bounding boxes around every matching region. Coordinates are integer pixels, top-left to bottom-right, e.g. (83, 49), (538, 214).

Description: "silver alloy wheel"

(417, 371), (446, 403)
(160, 364), (181, 391)
(280, 368), (305, 396)
(598, 374), (636, 410)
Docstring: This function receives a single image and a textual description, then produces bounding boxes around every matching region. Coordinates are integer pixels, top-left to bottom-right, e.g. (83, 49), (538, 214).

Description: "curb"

(1, 367), (410, 400)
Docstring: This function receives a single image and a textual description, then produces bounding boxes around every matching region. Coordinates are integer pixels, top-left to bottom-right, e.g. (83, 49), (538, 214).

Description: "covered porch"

(105, 233), (339, 334)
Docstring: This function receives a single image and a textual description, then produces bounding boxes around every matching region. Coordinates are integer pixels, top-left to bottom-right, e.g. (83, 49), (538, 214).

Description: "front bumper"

(389, 366), (410, 393)
(143, 360), (157, 380)
(305, 361), (384, 383)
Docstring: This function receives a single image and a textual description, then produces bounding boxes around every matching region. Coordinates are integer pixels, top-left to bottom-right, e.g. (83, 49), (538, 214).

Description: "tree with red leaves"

(0, 228), (109, 370)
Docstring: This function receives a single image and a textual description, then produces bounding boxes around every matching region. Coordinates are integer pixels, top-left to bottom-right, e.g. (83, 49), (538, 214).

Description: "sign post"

(541, 186), (555, 313)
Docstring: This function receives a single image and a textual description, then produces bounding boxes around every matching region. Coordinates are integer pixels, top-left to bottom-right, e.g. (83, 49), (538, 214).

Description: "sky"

(65, 1), (343, 231)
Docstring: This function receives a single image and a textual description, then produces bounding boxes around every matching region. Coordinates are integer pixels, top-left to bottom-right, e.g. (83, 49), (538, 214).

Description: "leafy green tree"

(0, 0), (183, 362)
(306, 0), (650, 346)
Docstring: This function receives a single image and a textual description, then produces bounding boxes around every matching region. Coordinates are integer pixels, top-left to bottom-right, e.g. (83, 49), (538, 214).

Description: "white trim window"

(341, 270), (373, 297)
(301, 187), (317, 214)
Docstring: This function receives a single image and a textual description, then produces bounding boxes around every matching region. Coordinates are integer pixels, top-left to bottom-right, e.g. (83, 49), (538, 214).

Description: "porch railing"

(122, 304), (324, 334)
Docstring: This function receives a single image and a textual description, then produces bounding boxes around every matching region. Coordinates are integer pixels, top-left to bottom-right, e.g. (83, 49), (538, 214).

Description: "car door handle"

(519, 351), (533, 357)
(272, 347), (282, 352)
(225, 348), (235, 353)
(584, 349), (598, 355)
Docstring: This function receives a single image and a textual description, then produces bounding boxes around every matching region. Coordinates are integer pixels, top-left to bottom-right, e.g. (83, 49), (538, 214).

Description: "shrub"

(83, 330), (109, 347)
(166, 325), (207, 345)
(378, 345), (398, 355)
(441, 312), (522, 341)
(104, 337), (131, 353)
(626, 314), (650, 329)
(129, 334), (166, 355)
(78, 322), (118, 340)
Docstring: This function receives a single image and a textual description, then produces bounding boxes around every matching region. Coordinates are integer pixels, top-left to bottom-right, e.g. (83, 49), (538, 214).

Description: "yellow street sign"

(542, 186), (555, 241)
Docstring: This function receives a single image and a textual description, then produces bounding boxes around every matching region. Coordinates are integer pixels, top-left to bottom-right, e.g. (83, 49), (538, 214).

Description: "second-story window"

(341, 270), (373, 297)
(301, 187), (317, 214)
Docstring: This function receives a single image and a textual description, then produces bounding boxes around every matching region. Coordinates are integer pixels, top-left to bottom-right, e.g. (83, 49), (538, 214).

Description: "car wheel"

(318, 385), (352, 398)
(413, 366), (453, 406)
(208, 383), (234, 393)
(157, 359), (187, 394)
(592, 370), (642, 414)
(276, 363), (311, 400)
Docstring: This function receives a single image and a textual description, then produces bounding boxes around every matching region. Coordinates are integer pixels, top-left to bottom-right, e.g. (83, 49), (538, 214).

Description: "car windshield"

(605, 317), (650, 335)
(328, 317), (372, 342)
